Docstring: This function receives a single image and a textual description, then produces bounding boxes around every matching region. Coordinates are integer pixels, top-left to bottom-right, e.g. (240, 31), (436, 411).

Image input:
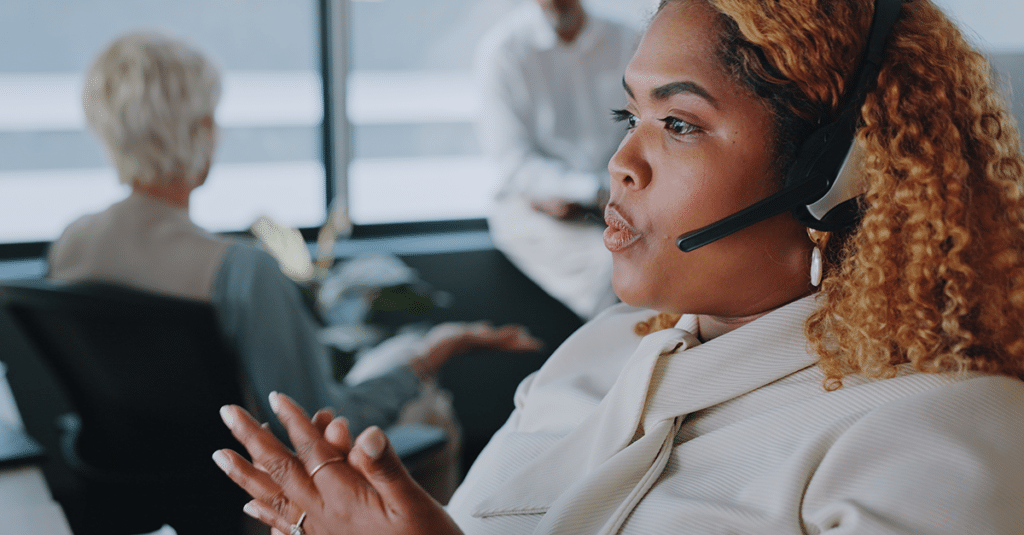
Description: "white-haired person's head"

(82, 31), (221, 188)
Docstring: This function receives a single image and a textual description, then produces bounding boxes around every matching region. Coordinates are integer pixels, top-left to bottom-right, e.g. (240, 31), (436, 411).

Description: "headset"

(676, 0), (902, 252)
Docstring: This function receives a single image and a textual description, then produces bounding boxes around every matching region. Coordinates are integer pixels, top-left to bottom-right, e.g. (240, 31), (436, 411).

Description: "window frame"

(0, 0), (486, 261)
(323, 0), (487, 243)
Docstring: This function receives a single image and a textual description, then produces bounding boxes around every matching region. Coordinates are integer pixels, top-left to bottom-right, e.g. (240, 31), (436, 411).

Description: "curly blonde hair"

(644, 0), (1024, 389)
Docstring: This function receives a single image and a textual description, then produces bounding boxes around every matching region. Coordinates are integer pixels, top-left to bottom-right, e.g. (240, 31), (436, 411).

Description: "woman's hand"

(213, 392), (464, 535)
(408, 322), (543, 379)
(529, 198), (589, 220)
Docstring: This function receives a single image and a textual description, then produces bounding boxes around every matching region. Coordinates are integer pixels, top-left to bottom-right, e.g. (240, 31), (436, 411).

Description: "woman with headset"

(212, 0), (1024, 533)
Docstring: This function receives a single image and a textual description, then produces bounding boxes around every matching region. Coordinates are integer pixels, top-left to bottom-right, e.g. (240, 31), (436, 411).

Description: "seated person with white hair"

(47, 31), (540, 500)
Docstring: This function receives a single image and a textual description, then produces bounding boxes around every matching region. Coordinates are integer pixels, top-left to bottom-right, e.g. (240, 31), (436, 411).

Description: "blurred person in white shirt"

(475, 0), (639, 320)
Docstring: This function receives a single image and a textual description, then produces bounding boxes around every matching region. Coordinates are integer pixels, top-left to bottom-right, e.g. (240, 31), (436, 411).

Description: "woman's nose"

(608, 131), (651, 190)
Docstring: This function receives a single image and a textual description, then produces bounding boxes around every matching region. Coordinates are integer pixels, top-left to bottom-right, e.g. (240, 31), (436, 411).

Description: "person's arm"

(214, 245), (542, 437)
(339, 322), (542, 434)
(212, 244), (424, 436)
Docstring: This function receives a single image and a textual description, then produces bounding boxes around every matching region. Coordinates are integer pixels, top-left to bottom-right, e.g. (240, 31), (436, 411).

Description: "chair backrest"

(0, 279), (246, 472)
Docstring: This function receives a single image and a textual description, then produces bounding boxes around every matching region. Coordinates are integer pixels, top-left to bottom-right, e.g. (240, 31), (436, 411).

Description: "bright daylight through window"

(0, 1), (324, 245)
(1, 0), (1015, 246)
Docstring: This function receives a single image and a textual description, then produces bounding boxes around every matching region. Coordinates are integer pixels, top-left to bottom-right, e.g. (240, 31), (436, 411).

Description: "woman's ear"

(194, 114), (217, 187)
(201, 114), (217, 148)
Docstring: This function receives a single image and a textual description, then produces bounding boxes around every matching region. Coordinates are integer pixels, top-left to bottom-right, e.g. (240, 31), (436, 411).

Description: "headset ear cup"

(781, 108), (859, 228)
(796, 139), (869, 231)
(676, 0), (901, 252)
(802, 198), (864, 231)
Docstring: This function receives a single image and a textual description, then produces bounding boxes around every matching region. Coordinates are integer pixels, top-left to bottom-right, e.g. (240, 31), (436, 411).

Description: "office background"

(0, 0), (1020, 255)
(0, 2), (1022, 531)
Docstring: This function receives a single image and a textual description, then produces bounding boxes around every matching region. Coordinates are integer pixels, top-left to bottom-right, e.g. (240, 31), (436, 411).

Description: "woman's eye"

(611, 109), (638, 129)
(661, 116), (698, 136)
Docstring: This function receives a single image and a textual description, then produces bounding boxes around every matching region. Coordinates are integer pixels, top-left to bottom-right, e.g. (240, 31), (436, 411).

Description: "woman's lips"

(603, 205), (643, 252)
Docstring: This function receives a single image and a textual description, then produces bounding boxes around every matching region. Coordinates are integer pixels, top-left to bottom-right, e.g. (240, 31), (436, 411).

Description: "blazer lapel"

(471, 295), (821, 535)
(472, 326), (699, 518)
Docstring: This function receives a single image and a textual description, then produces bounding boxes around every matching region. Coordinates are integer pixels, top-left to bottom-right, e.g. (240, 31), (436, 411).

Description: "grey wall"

(933, 0), (1024, 53)
(990, 53), (1024, 134)
(934, 0), (1024, 133)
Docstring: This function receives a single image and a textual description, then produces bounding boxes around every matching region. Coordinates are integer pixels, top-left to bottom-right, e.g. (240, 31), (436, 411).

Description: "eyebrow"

(622, 77), (719, 107)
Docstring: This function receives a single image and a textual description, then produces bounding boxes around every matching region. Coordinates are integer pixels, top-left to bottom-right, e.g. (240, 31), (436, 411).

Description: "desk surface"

(0, 361), (73, 535)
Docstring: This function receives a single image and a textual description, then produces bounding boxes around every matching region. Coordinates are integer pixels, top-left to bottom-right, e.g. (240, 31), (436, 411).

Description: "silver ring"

(290, 512), (307, 535)
(309, 456), (345, 478)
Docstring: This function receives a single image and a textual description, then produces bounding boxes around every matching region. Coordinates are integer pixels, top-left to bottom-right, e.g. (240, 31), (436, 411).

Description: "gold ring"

(309, 456), (345, 478)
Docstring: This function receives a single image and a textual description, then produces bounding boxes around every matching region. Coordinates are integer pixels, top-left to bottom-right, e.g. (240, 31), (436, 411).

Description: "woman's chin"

(610, 270), (657, 311)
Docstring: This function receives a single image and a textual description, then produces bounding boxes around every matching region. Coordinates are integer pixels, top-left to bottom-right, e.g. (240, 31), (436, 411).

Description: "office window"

(12, 2), (1016, 244)
(0, 1), (325, 245)
(342, 0), (515, 225)
(0, 0), (658, 248)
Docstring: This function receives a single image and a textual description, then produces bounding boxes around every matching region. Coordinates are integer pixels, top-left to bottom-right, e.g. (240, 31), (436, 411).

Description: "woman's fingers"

(212, 447), (303, 530)
(311, 408), (336, 435)
(221, 400), (464, 535)
(324, 416), (353, 453)
(463, 324), (543, 352)
(492, 325), (543, 352)
(416, 323), (544, 375)
(269, 391), (377, 517)
(271, 392), (357, 472)
(243, 500), (298, 535)
(347, 426), (424, 505)
(218, 404), (321, 515)
(347, 427), (466, 534)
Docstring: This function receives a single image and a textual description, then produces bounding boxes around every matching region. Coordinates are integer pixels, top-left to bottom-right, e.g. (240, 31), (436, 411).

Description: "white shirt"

(474, 3), (639, 205)
(446, 297), (1024, 534)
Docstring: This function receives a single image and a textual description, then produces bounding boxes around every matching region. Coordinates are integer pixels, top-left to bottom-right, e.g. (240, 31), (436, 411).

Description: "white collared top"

(446, 297), (1024, 534)
(474, 3), (640, 206)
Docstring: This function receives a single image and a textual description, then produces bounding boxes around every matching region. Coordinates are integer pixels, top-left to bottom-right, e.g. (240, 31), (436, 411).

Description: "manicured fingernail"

(242, 501), (260, 519)
(212, 450), (230, 472)
(357, 426), (386, 460)
(269, 391), (280, 413)
(219, 405), (236, 428)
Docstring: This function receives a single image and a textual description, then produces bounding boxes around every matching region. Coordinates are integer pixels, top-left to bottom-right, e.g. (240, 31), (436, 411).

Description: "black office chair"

(0, 279), (257, 535)
(0, 278), (449, 534)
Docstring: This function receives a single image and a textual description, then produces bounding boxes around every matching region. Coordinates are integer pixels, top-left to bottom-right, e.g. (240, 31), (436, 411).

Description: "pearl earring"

(807, 229), (830, 287)
(810, 246), (823, 287)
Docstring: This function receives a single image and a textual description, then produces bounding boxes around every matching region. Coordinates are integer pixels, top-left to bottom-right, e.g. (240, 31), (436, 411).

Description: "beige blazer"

(48, 193), (230, 301)
(446, 297), (1024, 534)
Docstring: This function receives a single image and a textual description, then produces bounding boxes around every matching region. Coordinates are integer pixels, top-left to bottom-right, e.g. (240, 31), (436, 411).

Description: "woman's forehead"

(625, 1), (728, 99)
